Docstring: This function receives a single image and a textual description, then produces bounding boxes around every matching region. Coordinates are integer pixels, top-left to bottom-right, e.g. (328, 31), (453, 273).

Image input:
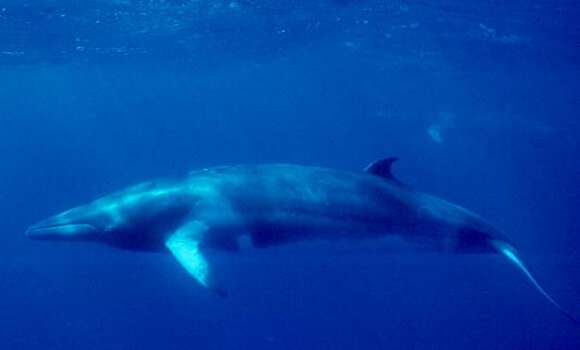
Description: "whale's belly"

(246, 209), (396, 247)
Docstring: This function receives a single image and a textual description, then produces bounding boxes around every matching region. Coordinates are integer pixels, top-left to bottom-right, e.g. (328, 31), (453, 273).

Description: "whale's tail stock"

(491, 239), (578, 325)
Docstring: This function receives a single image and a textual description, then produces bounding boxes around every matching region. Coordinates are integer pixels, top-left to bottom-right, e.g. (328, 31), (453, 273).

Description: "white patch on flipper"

(167, 236), (209, 287)
(165, 221), (211, 288)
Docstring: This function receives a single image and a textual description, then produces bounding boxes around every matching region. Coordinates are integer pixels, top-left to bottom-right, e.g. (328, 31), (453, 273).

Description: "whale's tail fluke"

(491, 240), (578, 324)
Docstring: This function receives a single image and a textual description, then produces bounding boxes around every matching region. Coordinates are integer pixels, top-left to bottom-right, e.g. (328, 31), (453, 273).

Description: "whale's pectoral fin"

(165, 222), (228, 297)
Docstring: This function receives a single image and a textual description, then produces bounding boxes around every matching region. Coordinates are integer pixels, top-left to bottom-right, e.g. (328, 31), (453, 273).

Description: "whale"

(26, 158), (577, 322)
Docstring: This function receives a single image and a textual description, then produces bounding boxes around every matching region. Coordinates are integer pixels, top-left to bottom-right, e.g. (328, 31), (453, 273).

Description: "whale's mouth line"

(26, 223), (98, 239)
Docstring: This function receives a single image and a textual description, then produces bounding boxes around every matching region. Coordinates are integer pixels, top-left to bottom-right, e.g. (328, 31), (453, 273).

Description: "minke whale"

(26, 158), (576, 322)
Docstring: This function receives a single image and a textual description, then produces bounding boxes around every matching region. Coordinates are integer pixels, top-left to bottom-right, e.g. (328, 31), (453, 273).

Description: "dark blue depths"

(0, 1), (579, 349)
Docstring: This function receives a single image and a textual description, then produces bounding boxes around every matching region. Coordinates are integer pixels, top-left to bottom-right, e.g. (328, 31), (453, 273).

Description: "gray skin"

(26, 159), (576, 323)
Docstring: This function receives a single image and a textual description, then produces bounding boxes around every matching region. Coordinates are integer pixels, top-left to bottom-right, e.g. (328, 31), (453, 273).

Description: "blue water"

(1, 1), (579, 348)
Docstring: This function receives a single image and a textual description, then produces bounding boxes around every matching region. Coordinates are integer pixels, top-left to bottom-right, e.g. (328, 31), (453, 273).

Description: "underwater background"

(1, 0), (579, 349)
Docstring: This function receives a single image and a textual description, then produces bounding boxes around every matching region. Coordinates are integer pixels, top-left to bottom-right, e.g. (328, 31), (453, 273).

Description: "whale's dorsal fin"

(364, 157), (404, 186)
(165, 221), (228, 297)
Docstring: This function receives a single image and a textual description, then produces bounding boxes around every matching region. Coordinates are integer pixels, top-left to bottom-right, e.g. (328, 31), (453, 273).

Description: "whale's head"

(26, 183), (193, 251)
(26, 204), (110, 242)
